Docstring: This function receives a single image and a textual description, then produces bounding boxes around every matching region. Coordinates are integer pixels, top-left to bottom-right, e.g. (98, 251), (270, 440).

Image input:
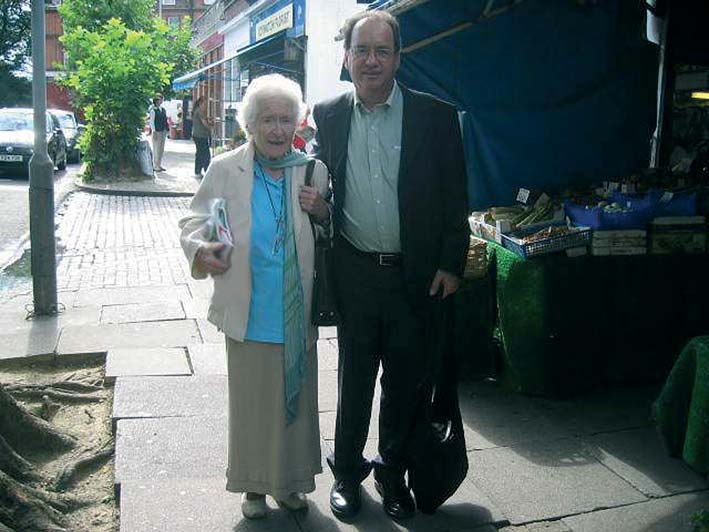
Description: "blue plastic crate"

(564, 200), (655, 230)
(501, 226), (592, 258)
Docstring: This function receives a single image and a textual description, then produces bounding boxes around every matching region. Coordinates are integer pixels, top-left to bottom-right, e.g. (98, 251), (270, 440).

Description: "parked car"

(0, 108), (67, 177)
(49, 108), (84, 163)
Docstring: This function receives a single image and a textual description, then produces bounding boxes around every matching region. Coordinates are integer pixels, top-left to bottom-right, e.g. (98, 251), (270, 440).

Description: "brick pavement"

(55, 193), (191, 291)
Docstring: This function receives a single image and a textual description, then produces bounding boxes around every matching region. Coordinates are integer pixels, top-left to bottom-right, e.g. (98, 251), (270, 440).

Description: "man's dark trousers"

(328, 239), (428, 487)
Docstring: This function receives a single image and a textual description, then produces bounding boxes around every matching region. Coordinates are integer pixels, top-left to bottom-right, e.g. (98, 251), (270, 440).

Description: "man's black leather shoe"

(374, 480), (416, 520)
(329, 479), (361, 519)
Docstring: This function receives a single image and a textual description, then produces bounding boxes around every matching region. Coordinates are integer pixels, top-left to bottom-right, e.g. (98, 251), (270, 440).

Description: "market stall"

(371, 0), (709, 397)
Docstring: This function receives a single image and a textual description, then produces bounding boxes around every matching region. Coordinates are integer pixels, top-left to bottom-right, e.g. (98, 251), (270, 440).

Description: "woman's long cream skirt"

(225, 338), (322, 500)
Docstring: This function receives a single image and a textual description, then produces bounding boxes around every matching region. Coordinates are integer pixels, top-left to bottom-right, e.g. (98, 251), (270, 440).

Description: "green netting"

(654, 336), (709, 473)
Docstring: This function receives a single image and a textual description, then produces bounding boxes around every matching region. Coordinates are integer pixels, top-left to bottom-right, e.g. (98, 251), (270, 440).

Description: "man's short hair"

(341, 10), (401, 52)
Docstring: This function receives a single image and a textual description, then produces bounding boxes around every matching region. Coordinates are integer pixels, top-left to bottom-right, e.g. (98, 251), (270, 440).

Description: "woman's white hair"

(237, 74), (306, 139)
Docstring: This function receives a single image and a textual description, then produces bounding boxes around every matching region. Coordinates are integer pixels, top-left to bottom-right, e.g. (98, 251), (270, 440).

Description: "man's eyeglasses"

(350, 46), (395, 61)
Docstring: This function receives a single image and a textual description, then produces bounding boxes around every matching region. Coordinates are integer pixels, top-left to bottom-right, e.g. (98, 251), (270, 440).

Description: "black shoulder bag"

(304, 160), (339, 327)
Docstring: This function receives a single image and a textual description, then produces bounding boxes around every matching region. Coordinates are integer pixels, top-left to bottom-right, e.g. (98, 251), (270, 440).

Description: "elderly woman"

(179, 74), (330, 519)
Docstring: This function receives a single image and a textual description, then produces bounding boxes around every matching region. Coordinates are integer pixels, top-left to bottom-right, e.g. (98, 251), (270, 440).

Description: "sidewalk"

(0, 140), (706, 532)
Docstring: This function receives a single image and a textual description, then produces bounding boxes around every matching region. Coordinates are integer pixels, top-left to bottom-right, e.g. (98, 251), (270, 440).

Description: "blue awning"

(172, 34), (284, 91)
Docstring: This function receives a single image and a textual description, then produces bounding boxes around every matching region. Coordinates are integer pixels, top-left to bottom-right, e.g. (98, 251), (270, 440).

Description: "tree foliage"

(58, 0), (198, 180)
(61, 18), (171, 180)
(0, 65), (30, 107)
(59, 0), (155, 34)
(0, 0), (31, 70)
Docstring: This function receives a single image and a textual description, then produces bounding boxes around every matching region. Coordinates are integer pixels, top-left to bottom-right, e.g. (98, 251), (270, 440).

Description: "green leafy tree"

(59, 0), (198, 180)
(0, 0), (30, 69)
(61, 19), (171, 180)
(158, 17), (199, 99)
(59, 0), (155, 34)
(0, 0), (31, 107)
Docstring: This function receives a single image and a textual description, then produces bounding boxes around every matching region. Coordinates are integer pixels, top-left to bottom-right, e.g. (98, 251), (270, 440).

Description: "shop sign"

(255, 3), (293, 42)
(250, 0), (305, 44)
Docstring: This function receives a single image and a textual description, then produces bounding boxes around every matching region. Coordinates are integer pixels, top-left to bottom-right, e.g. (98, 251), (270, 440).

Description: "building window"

(162, 0), (176, 5)
(204, 0), (216, 5)
(46, 0), (62, 6)
(167, 16), (181, 27)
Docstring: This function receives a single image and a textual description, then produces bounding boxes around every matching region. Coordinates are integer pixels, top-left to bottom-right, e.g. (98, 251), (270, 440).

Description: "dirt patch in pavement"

(0, 355), (117, 532)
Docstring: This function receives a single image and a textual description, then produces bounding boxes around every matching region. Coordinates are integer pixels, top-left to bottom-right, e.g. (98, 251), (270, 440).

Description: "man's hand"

(195, 242), (230, 276)
(298, 185), (329, 222)
(428, 269), (461, 299)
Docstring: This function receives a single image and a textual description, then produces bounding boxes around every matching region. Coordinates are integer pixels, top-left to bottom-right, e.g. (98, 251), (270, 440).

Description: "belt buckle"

(378, 254), (396, 267)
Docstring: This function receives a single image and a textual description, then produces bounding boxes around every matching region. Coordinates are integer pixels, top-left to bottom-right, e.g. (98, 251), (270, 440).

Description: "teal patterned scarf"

(255, 147), (310, 424)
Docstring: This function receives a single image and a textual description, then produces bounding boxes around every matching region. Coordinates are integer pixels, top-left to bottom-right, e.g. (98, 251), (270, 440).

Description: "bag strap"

(304, 159), (317, 239)
(304, 159), (316, 187)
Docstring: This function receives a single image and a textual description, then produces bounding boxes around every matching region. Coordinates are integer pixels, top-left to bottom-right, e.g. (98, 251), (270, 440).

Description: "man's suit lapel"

(398, 86), (426, 186)
(329, 92), (354, 180)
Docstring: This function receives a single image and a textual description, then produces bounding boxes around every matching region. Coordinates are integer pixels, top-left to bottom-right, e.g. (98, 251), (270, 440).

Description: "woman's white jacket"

(179, 142), (330, 348)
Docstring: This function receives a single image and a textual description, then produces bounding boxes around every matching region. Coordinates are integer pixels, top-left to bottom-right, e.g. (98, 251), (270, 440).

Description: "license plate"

(0, 154), (23, 162)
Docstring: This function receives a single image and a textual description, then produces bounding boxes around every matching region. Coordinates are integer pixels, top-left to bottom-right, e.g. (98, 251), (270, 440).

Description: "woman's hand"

(298, 186), (329, 222)
(195, 242), (230, 275)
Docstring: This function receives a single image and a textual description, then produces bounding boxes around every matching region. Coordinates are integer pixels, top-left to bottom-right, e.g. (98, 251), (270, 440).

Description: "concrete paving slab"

(57, 319), (201, 354)
(533, 385), (656, 436)
(319, 370), (338, 412)
(390, 477), (508, 531)
(561, 491), (709, 532)
(113, 375), (227, 420)
(114, 416), (227, 484)
(187, 343), (227, 375)
(105, 347), (191, 381)
(580, 427), (708, 497)
(468, 438), (647, 524)
(73, 285), (191, 308)
(0, 327), (59, 360)
(0, 303), (100, 333)
(317, 339), (338, 371)
(100, 301), (185, 324)
(196, 318), (224, 343)
(119, 477), (301, 532)
(458, 381), (572, 451)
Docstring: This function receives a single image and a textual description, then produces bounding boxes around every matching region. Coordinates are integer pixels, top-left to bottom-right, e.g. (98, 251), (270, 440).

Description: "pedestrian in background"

(148, 93), (168, 172)
(312, 10), (469, 521)
(179, 74), (330, 520)
(191, 96), (212, 178)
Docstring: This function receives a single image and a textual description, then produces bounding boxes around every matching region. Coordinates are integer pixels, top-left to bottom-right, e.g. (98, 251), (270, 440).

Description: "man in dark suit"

(312, 10), (469, 521)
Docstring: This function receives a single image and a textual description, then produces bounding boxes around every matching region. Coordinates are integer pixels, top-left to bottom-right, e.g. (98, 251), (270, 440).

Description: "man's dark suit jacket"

(312, 85), (470, 306)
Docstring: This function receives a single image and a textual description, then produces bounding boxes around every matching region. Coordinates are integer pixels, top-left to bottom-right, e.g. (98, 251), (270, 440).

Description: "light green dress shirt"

(342, 82), (403, 252)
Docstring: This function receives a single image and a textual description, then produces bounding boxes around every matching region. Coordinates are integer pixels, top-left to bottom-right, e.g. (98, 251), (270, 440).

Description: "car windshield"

(55, 114), (76, 129)
(0, 113), (33, 132)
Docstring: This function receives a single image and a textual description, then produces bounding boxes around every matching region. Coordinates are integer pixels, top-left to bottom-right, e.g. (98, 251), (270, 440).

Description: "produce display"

(469, 170), (709, 259)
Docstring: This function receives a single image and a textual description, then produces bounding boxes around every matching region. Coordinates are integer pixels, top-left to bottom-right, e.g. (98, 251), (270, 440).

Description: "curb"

(0, 182), (78, 273)
(74, 180), (196, 198)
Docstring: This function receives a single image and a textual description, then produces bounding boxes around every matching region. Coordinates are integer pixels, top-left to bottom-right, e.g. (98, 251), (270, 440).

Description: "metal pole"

(650, 4), (672, 168)
(29, 0), (58, 315)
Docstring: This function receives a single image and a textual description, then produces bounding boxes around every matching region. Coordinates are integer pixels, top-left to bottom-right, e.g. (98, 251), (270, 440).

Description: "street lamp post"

(29, 0), (58, 315)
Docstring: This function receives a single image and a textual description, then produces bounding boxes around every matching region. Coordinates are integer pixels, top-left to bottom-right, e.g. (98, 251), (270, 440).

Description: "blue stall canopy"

(373, 0), (658, 209)
(173, 54), (236, 91)
(172, 34), (284, 91)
